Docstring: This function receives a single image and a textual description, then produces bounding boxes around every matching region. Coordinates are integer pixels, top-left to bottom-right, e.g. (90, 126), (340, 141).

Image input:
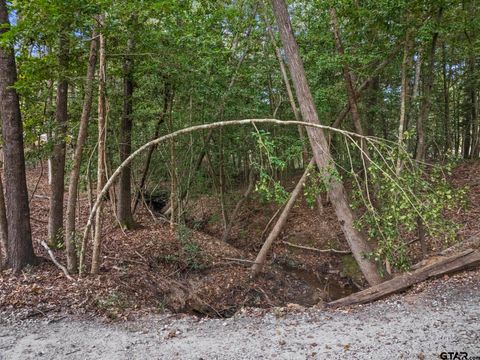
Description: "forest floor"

(0, 160), (479, 323)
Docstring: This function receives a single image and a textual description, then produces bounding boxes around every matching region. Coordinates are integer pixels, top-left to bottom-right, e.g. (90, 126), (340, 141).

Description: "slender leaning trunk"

(91, 16), (107, 275)
(48, 30), (69, 246)
(396, 32), (411, 175)
(330, 8), (369, 159)
(415, 8), (442, 162)
(270, 0), (383, 286)
(65, 31), (98, 273)
(0, 0), (35, 272)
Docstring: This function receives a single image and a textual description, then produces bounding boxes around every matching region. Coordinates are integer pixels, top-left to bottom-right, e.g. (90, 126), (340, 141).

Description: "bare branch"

(40, 241), (74, 281)
(282, 240), (351, 254)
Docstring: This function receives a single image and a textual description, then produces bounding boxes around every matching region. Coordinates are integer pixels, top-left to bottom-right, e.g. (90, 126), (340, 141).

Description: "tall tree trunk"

(218, 128), (228, 230)
(0, 171), (8, 267)
(91, 16), (107, 275)
(168, 99), (178, 229)
(117, 37), (135, 229)
(48, 30), (69, 247)
(396, 32), (411, 175)
(467, 54), (478, 158)
(64, 31), (98, 273)
(330, 41), (403, 134)
(412, 49), (422, 101)
(330, 8), (369, 159)
(264, 14), (308, 161)
(0, 0), (35, 272)
(270, 0), (383, 286)
(415, 9), (442, 162)
(454, 83), (461, 156)
(463, 106), (472, 159)
(442, 43), (451, 154)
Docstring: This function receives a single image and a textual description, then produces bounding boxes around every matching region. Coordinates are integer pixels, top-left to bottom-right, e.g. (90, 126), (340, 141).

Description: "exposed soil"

(0, 160), (479, 321)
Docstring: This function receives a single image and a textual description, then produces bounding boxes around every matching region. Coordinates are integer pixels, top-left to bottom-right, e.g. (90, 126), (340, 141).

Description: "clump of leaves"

(351, 144), (466, 272)
(250, 129), (298, 204)
(255, 171), (289, 204)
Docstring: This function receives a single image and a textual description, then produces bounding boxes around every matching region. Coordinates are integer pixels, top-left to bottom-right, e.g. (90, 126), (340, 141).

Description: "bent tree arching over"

(80, 118), (382, 284)
(269, 0), (383, 286)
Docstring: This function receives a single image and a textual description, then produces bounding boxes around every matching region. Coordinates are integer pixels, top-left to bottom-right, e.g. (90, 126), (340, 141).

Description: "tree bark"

(168, 96), (178, 229)
(218, 129), (228, 230)
(415, 9), (442, 162)
(64, 30), (98, 273)
(330, 8), (369, 159)
(91, 15), (107, 275)
(264, 14), (308, 160)
(269, 0), (383, 286)
(117, 37), (135, 229)
(442, 43), (451, 154)
(48, 30), (69, 247)
(466, 54), (478, 158)
(396, 32), (411, 175)
(0, 0), (35, 272)
(0, 171), (8, 267)
(412, 49), (422, 101)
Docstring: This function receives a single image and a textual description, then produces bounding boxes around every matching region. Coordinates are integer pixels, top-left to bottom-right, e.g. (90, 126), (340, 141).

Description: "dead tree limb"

(282, 240), (351, 254)
(40, 241), (74, 281)
(223, 257), (256, 264)
(328, 249), (480, 308)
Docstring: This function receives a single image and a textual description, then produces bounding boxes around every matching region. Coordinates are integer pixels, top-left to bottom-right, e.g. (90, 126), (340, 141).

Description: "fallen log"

(328, 249), (480, 308)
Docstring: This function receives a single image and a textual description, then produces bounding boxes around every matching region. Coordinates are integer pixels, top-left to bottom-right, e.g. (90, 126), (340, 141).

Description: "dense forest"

(0, 0), (479, 323)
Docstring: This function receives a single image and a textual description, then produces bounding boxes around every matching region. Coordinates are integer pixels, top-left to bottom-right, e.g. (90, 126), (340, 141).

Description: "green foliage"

(351, 146), (466, 271)
(255, 171), (289, 204)
(251, 129), (291, 204)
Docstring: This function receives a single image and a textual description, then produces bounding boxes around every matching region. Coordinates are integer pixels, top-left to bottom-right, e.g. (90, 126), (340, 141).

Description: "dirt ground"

(0, 269), (479, 359)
